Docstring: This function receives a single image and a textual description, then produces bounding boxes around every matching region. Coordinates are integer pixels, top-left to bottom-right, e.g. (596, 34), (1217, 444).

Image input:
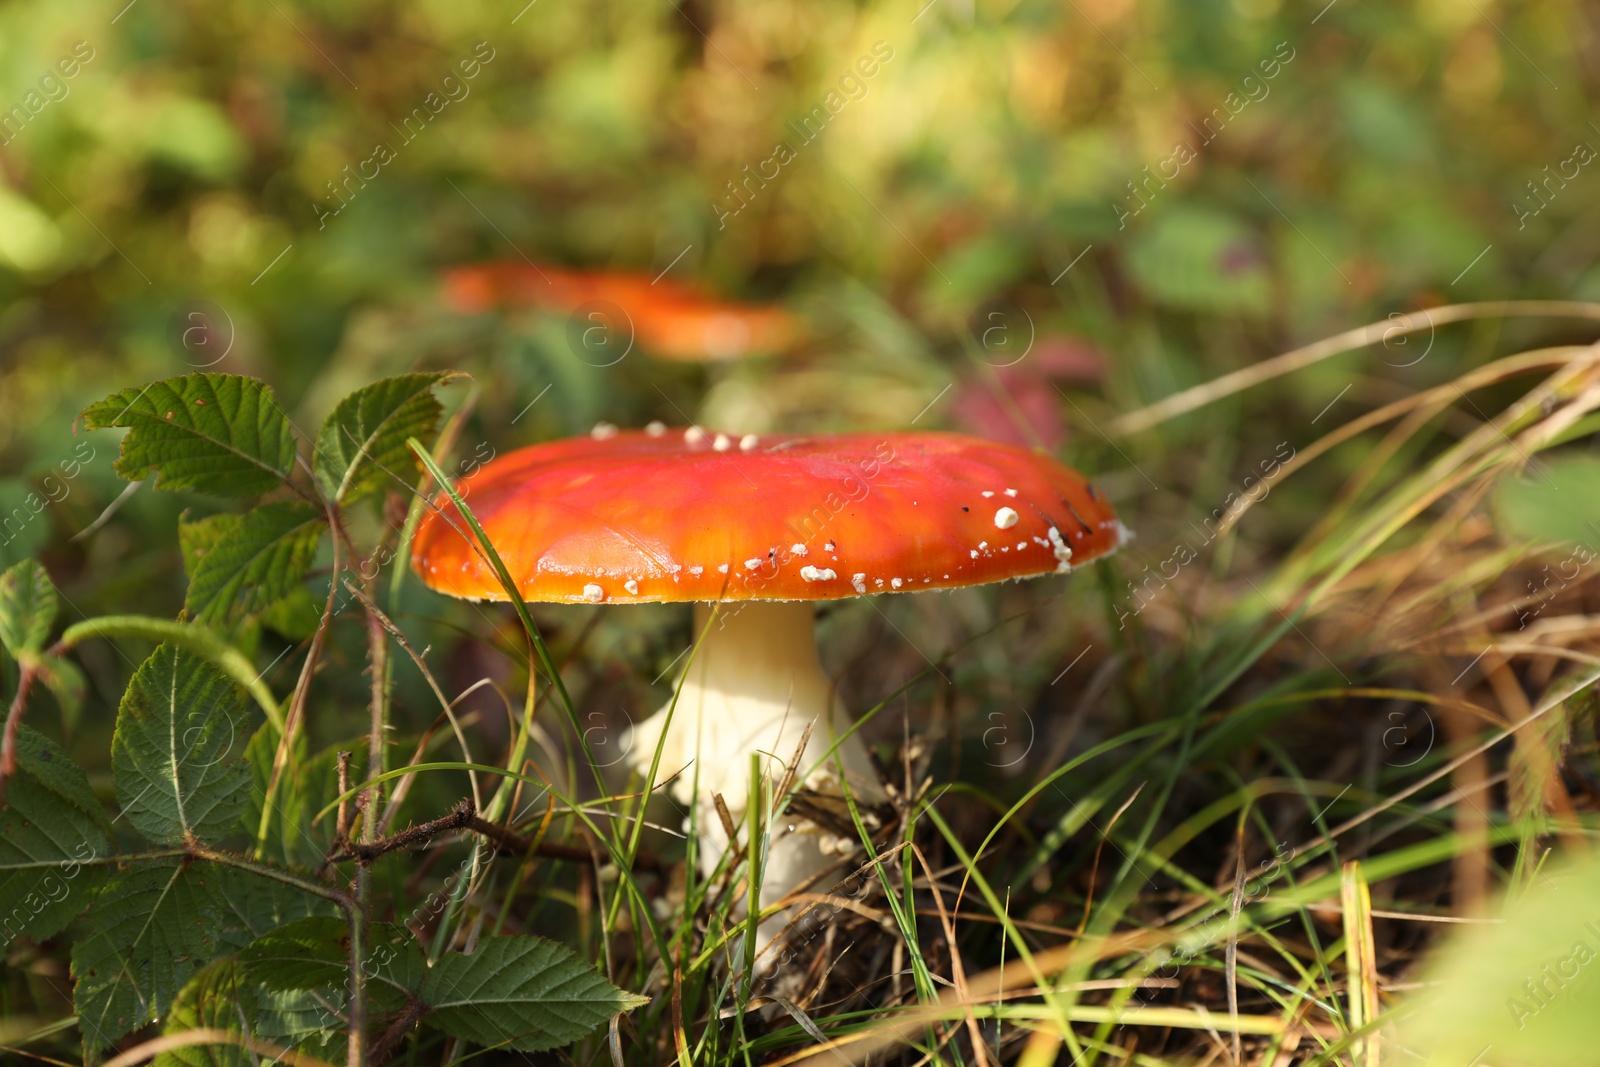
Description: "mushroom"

(441, 262), (802, 362)
(409, 427), (1126, 955)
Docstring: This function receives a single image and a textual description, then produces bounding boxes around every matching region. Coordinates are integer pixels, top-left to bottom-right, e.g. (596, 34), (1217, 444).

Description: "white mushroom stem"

(624, 601), (885, 959)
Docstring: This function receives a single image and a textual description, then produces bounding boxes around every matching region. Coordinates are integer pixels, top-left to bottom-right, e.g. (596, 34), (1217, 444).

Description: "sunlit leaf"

(313, 373), (458, 505)
(182, 504), (325, 625)
(80, 374), (297, 497)
(156, 959), (256, 1067)
(0, 559), (56, 657)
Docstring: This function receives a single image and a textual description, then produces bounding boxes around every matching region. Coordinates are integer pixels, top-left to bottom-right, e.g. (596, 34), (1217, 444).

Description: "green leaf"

(1126, 207), (1271, 315)
(182, 505), (325, 626)
(1494, 453), (1600, 549)
(0, 726), (110, 948)
(111, 644), (256, 845)
(156, 959), (256, 1067)
(72, 863), (325, 1063)
(1396, 851), (1600, 1064)
(0, 559), (57, 657)
(80, 374), (297, 497)
(71, 860), (232, 1057)
(239, 916), (423, 1010)
(32, 652), (88, 734)
(214, 867), (337, 951)
(418, 935), (648, 1052)
(314, 373), (456, 505)
(163, 953), (350, 1066)
(260, 585), (323, 642)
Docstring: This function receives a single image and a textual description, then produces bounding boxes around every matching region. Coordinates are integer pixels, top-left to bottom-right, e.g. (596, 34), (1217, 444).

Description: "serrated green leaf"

(34, 653), (87, 733)
(156, 959), (256, 1067)
(182, 505), (325, 626)
(239, 916), (422, 1009)
(71, 861), (232, 1057)
(1494, 453), (1600, 549)
(419, 935), (648, 1052)
(215, 867), (338, 951)
(112, 644), (256, 845)
(253, 983), (348, 1066)
(71, 864), (324, 1063)
(0, 559), (56, 657)
(0, 727), (110, 949)
(164, 959), (349, 1067)
(80, 374), (297, 497)
(314, 373), (456, 505)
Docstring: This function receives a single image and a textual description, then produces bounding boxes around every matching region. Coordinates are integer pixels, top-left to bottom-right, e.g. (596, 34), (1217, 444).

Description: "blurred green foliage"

(3, 0), (1596, 826)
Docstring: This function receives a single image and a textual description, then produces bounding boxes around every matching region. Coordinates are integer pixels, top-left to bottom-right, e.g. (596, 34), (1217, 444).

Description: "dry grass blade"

(1108, 301), (1600, 435)
(100, 1029), (340, 1067)
(1339, 861), (1379, 1067)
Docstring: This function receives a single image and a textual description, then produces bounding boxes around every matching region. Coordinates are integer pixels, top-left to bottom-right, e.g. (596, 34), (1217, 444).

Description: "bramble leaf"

(214, 869), (337, 951)
(157, 959), (256, 1067)
(0, 726), (110, 949)
(71, 861), (231, 1057)
(418, 935), (648, 1051)
(73, 862), (334, 1061)
(161, 955), (351, 1067)
(80, 374), (297, 497)
(313, 373), (457, 505)
(239, 916), (423, 1009)
(182, 505), (326, 626)
(111, 644), (256, 845)
(0, 559), (57, 657)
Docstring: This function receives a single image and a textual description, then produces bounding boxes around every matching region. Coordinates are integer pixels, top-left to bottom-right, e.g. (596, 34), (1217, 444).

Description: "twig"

(340, 578), (483, 815)
(0, 662), (39, 794)
(329, 800), (477, 864)
(464, 812), (667, 873)
(323, 796), (665, 873)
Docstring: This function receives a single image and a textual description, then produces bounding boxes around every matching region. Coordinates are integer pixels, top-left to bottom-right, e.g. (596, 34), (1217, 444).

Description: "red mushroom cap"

(439, 263), (802, 362)
(411, 428), (1127, 604)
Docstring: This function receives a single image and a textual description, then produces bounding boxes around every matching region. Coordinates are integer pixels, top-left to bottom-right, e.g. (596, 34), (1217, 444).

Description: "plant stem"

(0, 661), (38, 791)
(368, 996), (428, 1066)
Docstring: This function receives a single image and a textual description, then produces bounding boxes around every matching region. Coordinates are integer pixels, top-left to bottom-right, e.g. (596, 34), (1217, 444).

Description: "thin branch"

(0, 661), (39, 792)
(329, 800), (477, 865)
(368, 996), (428, 1066)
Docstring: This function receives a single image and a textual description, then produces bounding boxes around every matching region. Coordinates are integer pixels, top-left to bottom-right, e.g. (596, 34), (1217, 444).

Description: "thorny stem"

(331, 799), (475, 865)
(258, 506), (344, 853)
(368, 996), (428, 1066)
(347, 533), (392, 1067)
(336, 751), (354, 844)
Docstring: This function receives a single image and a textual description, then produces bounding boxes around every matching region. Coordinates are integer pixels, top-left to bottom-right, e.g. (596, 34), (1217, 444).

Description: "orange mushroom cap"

(440, 262), (802, 362)
(412, 428), (1127, 605)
